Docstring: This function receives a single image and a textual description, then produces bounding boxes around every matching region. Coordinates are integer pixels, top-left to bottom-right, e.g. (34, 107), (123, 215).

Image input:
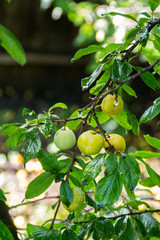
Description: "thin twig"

(9, 195), (60, 209)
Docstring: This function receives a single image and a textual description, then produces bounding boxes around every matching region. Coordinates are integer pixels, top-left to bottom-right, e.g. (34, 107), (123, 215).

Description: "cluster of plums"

(54, 94), (125, 212)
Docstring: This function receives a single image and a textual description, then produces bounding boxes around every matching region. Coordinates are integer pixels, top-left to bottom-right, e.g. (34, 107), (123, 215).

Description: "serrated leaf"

(0, 220), (14, 240)
(148, 0), (160, 12)
(108, 12), (137, 22)
(139, 97), (160, 124)
(49, 102), (67, 112)
(83, 154), (105, 181)
(95, 170), (123, 205)
(0, 24), (26, 65)
(32, 226), (61, 240)
(144, 134), (160, 150)
(136, 213), (160, 237)
(60, 180), (73, 207)
(104, 153), (118, 173)
(113, 109), (132, 130)
(111, 59), (132, 81)
(122, 84), (137, 97)
(1, 126), (21, 148)
(139, 177), (156, 187)
(62, 229), (78, 240)
(72, 44), (106, 62)
(81, 64), (104, 91)
(115, 217), (137, 240)
(25, 172), (55, 199)
(0, 189), (7, 201)
(95, 217), (115, 239)
(135, 67), (160, 91)
(23, 133), (41, 155)
(119, 155), (141, 192)
(39, 153), (59, 172)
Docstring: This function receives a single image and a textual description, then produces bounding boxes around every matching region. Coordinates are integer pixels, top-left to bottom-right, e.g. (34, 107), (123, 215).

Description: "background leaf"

(0, 189), (7, 201)
(0, 220), (14, 240)
(135, 67), (160, 91)
(0, 24), (26, 65)
(25, 172), (55, 199)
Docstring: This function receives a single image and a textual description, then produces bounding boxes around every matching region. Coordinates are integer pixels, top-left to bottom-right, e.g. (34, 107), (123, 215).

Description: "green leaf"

(23, 133), (41, 155)
(113, 109), (132, 130)
(139, 177), (156, 187)
(145, 163), (160, 188)
(89, 112), (110, 128)
(136, 213), (160, 237)
(144, 134), (160, 150)
(126, 110), (140, 137)
(125, 27), (141, 40)
(119, 155), (140, 192)
(0, 220), (14, 240)
(25, 171), (55, 199)
(111, 59), (132, 81)
(0, 189), (7, 201)
(39, 153), (59, 172)
(139, 97), (160, 124)
(133, 150), (160, 158)
(0, 24), (26, 65)
(108, 12), (137, 22)
(39, 120), (53, 138)
(66, 109), (88, 130)
(69, 175), (82, 188)
(72, 44), (106, 62)
(0, 125), (23, 148)
(115, 217), (127, 239)
(49, 102), (68, 112)
(60, 180), (73, 207)
(62, 229), (78, 240)
(104, 153), (118, 173)
(83, 154), (105, 182)
(122, 84), (137, 97)
(115, 217), (137, 240)
(89, 83), (105, 95)
(148, 0), (160, 12)
(95, 170), (123, 205)
(81, 64), (104, 91)
(135, 67), (160, 91)
(22, 108), (32, 116)
(32, 226), (61, 240)
(85, 192), (97, 209)
(94, 217), (115, 239)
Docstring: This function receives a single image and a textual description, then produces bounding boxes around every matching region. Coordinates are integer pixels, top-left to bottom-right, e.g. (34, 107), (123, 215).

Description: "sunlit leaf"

(139, 97), (160, 124)
(144, 134), (160, 150)
(72, 45), (106, 62)
(148, 0), (160, 12)
(25, 172), (55, 199)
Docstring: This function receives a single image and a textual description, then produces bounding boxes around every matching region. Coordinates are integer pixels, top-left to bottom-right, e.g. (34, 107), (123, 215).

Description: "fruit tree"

(0, 0), (160, 239)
